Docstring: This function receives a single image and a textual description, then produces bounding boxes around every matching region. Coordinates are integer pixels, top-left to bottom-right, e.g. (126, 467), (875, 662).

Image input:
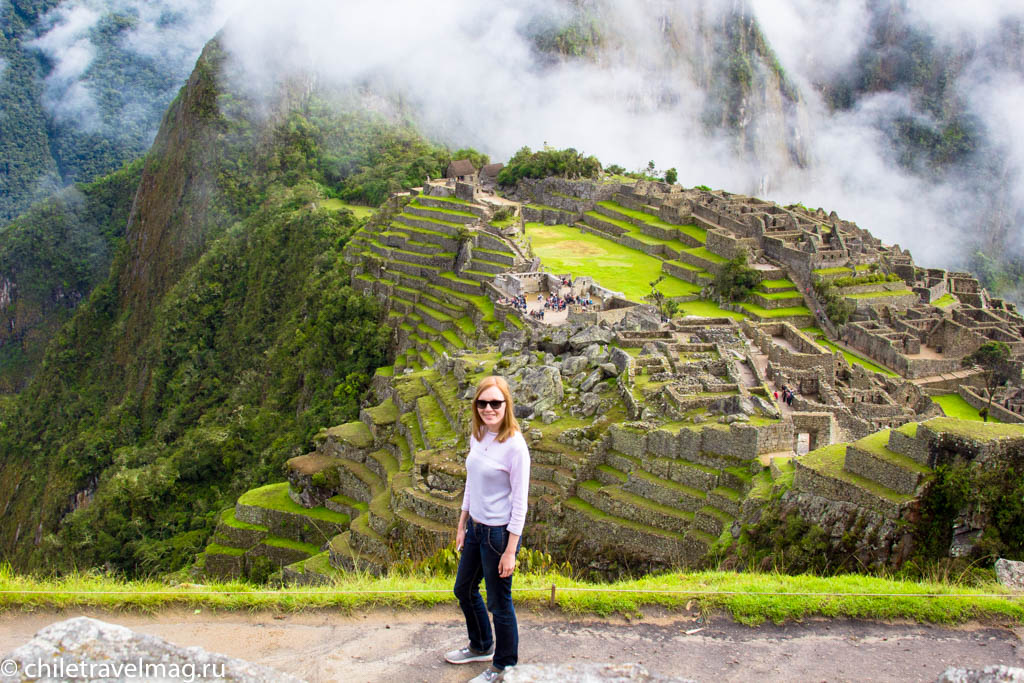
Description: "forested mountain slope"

(0, 40), (446, 573)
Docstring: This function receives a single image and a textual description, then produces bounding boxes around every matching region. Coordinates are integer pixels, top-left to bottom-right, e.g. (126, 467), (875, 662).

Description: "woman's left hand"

(498, 551), (517, 578)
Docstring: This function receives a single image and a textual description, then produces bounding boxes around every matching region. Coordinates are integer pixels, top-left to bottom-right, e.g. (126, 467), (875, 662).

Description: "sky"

(21, 0), (1024, 275)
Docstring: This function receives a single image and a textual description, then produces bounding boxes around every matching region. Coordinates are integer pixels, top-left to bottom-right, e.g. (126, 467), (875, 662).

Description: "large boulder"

(497, 329), (528, 355)
(514, 365), (564, 414)
(561, 355), (590, 377)
(571, 392), (603, 418)
(609, 347), (631, 375)
(582, 343), (610, 363)
(580, 368), (605, 393)
(536, 327), (570, 354)
(0, 617), (301, 683)
(615, 305), (662, 331)
(498, 353), (532, 375)
(568, 326), (613, 352)
(995, 558), (1024, 591)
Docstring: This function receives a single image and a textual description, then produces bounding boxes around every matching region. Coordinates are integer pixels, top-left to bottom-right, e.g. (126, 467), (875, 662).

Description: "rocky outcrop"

(0, 617), (302, 683)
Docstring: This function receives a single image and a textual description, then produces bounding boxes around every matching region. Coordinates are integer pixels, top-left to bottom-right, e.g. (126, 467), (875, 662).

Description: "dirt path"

(2, 607), (1021, 682)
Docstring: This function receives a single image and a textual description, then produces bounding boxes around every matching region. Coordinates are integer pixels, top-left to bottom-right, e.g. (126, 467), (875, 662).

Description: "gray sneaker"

(444, 644), (494, 664)
(469, 665), (510, 682)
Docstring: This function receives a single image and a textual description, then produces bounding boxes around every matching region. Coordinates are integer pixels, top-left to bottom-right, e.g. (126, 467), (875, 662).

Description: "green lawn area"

(758, 279), (797, 290)
(525, 223), (699, 300)
(932, 394), (1001, 423)
(677, 300), (745, 319)
(739, 302), (812, 318)
(319, 198), (376, 219)
(845, 289), (915, 299)
(585, 211), (695, 252)
(813, 337), (898, 377)
(932, 294), (958, 308)
(757, 290), (805, 300)
(813, 266), (853, 276)
(684, 246), (728, 264)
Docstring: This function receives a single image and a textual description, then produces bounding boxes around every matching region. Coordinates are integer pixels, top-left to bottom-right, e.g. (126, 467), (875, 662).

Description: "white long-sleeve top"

(461, 429), (531, 536)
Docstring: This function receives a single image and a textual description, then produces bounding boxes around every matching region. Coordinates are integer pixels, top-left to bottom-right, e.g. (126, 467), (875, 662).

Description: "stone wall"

(705, 229), (754, 261)
(959, 386), (1024, 423)
(522, 205), (578, 225)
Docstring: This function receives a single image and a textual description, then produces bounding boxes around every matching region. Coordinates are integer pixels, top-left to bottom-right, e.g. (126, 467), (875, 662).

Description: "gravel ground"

(1, 605), (1021, 682)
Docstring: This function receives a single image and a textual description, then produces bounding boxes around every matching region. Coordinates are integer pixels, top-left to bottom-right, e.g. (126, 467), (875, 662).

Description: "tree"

(664, 168), (678, 185)
(648, 275), (679, 321)
(452, 148), (489, 169)
(713, 254), (760, 302)
(961, 341), (1013, 420)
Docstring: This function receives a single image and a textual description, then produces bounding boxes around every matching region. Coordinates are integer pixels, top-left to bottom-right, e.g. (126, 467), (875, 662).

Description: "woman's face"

(477, 385), (506, 432)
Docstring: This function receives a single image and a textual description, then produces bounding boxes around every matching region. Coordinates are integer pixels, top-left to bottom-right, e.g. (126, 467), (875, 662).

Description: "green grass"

(813, 337), (899, 377)
(932, 294), (958, 308)
(676, 300), (747, 320)
(318, 421), (374, 449)
(801, 444), (913, 504)
(930, 395), (1006, 424)
(758, 279), (797, 290)
(237, 483), (352, 524)
(2, 565), (1021, 626)
(922, 417), (1024, 441)
(319, 198), (376, 219)
(525, 223), (700, 300)
(218, 508), (267, 532)
(813, 266), (854, 276)
(756, 290), (805, 301)
(262, 536), (321, 554)
(684, 246), (728, 265)
(853, 430), (932, 474)
(738, 302), (812, 318)
(845, 289), (915, 299)
(421, 193), (472, 206)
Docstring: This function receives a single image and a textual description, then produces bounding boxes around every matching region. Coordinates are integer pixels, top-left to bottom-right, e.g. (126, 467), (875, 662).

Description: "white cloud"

(22, 0), (1024, 274)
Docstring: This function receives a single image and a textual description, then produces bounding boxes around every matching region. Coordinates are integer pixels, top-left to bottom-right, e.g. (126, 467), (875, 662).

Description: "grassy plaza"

(525, 222), (701, 300)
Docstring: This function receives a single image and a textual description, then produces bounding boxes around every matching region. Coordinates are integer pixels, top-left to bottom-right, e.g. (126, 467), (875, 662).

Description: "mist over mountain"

(0, 0), (233, 221)
(3, 0), (1021, 277)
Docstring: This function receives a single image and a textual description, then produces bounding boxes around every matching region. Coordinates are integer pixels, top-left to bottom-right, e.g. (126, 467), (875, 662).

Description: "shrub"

(813, 280), (856, 325)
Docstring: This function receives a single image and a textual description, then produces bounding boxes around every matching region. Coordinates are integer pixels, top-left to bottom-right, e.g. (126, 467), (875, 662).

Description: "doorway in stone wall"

(795, 432), (811, 456)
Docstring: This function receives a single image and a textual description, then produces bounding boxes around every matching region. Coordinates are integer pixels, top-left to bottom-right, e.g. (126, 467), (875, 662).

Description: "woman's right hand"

(455, 524), (466, 552)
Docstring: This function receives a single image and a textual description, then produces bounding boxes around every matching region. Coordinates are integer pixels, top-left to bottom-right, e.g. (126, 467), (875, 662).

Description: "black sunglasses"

(476, 399), (506, 410)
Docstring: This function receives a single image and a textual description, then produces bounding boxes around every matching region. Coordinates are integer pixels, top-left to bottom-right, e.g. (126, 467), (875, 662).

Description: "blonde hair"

(471, 375), (520, 443)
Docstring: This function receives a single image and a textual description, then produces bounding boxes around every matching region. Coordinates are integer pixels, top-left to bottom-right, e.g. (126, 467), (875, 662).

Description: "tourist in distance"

(445, 375), (531, 682)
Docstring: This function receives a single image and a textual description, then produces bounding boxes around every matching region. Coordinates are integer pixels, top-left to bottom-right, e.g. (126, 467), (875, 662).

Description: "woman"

(444, 375), (530, 682)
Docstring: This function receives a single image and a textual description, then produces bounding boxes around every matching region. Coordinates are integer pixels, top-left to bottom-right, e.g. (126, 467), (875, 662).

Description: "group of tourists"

(497, 294), (531, 313)
(541, 292), (593, 312)
(775, 386), (796, 406)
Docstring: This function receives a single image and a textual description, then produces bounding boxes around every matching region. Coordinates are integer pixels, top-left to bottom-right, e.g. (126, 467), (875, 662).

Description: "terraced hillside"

(198, 178), (1024, 582)
(783, 418), (1024, 566)
(346, 190), (524, 370)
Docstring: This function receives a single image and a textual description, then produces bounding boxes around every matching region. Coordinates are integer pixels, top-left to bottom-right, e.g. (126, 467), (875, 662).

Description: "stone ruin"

(196, 174), (1024, 583)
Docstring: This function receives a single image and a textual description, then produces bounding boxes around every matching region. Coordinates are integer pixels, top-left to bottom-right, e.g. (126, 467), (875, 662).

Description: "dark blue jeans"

(453, 520), (521, 669)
